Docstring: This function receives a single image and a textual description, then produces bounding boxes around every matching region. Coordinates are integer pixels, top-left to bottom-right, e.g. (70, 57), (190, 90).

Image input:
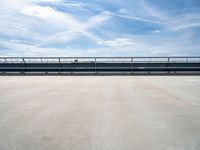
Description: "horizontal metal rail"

(1, 67), (200, 69)
(0, 57), (200, 63)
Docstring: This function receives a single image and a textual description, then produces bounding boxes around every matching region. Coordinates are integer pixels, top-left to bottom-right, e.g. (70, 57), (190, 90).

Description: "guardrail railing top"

(0, 57), (200, 63)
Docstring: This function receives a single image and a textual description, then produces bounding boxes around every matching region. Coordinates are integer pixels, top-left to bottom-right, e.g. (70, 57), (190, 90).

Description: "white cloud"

(87, 50), (95, 53)
(152, 50), (167, 54)
(115, 2), (200, 33)
(21, 5), (84, 31)
(0, 39), (86, 56)
(170, 53), (188, 57)
(37, 10), (111, 44)
(172, 23), (200, 31)
(0, 0), (61, 10)
(118, 8), (128, 14)
(155, 30), (160, 33)
(53, 1), (103, 11)
(86, 11), (111, 28)
(0, 0), (111, 48)
(116, 14), (161, 24)
(97, 38), (135, 48)
(21, 6), (57, 18)
(112, 8), (165, 24)
(139, 0), (167, 21)
(0, 0), (199, 56)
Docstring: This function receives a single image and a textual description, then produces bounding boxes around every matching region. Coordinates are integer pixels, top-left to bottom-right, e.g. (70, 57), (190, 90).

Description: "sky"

(0, 0), (200, 56)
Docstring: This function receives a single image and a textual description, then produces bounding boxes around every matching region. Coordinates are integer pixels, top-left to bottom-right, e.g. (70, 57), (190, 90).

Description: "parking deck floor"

(0, 76), (200, 150)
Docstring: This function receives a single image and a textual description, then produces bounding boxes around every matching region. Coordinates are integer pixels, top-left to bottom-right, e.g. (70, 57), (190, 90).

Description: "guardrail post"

(95, 57), (97, 73)
(58, 58), (61, 74)
(167, 57), (170, 74)
(22, 58), (25, 75)
(131, 57), (133, 74)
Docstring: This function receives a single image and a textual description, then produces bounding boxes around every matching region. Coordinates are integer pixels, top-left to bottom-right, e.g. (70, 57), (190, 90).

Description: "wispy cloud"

(0, 0), (111, 47)
(172, 23), (200, 31)
(0, 0), (200, 56)
(97, 38), (135, 48)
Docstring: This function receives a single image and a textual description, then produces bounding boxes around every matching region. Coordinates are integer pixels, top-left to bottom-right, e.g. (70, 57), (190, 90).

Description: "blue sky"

(0, 0), (200, 56)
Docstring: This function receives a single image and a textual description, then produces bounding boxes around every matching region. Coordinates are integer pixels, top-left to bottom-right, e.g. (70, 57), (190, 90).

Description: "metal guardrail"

(0, 57), (200, 75)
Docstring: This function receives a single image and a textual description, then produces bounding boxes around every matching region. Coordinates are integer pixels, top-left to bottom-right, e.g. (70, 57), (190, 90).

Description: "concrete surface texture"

(0, 76), (200, 150)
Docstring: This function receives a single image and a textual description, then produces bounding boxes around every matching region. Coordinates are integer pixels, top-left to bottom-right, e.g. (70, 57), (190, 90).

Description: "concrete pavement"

(0, 76), (200, 150)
